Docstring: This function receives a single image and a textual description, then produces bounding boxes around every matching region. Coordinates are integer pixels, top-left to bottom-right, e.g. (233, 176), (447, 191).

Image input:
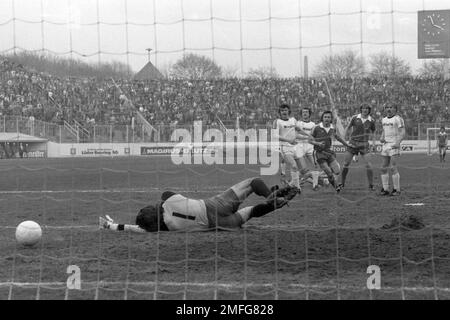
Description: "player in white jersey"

(273, 104), (302, 189)
(379, 103), (405, 196)
(99, 177), (299, 232)
(294, 108), (322, 189)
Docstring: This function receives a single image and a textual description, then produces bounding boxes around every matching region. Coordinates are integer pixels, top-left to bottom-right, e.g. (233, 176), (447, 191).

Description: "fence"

(0, 116), (431, 144)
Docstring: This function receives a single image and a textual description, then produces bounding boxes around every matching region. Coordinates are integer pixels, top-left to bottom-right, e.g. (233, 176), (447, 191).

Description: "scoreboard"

(418, 10), (450, 59)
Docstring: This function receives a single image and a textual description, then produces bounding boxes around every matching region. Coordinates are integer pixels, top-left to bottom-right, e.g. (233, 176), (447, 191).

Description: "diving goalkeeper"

(100, 178), (299, 232)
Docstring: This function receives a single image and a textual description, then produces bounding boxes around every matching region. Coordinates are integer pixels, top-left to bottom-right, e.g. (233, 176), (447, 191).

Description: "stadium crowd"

(1, 58), (450, 139)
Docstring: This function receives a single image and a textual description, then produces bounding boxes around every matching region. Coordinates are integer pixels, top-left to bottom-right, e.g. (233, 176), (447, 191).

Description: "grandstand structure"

(0, 0), (449, 300)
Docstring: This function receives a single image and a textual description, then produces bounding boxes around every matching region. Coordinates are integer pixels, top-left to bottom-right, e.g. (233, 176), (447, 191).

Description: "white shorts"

(280, 144), (295, 158)
(381, 143), (400, 157)
(295, 143), (314, 159)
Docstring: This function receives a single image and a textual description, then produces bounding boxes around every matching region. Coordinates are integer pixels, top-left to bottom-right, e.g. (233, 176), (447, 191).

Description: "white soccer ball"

(15, 221), (42, 246)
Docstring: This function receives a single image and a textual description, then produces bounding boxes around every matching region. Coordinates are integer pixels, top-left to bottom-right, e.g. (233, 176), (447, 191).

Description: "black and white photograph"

(0, 0), (450, 304)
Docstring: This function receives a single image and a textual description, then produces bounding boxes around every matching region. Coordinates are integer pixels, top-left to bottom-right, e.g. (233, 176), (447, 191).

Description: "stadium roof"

(134, 61), (164, 80)
(0, 133), (47, 143)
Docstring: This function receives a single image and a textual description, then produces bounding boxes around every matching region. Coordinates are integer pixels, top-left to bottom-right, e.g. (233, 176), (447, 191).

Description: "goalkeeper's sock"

(341, 167), (349, 186)
(250, 178), (271, 198)
(392, 172), (400, 191)
(366, 168), (374, 187)
(381, 173), (389, 190)
(250, 203), (276, 218)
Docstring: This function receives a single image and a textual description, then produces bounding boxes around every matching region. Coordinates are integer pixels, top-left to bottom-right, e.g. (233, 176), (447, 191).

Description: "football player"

(100, 177), (299, 232)
(273, 104), (301, 189)
(340, 103), (376, 190)
(379, 103), (405, 196)
(311, 111), (353, 193)
(437, 126), (447, 163)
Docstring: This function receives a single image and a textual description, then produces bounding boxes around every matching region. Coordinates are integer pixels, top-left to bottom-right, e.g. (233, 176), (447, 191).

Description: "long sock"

(250, 203), (276, 218)
(341, 167), (349, 185)
(328, 174), (336, 188)
(250, 178), (271, 197)
(311, 170), (320, 187)
(381, 173), (389, 190)
(280, 161), (286, 176)
(291, 170), (300, 188)
(392, 172), (400, 191)
(366, 168), (374, 186)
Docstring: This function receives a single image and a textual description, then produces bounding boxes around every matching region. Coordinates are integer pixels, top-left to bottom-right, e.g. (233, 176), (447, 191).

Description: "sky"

(0, 0), (449, 77)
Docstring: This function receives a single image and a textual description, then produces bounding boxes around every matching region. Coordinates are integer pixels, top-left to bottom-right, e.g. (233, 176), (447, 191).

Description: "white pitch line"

(404, 203), (425, 206)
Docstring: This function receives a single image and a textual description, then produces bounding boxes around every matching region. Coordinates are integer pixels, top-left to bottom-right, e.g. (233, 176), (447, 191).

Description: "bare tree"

(314, 50), (365, 79)
(3, 51), (133, 79)
(170, 53), (222, 79)
(246, 66), (279, 79)
(158, 62), (172, 79)
(369, 52), (411, 78)
(418, 59), (447, 78)
(222, 65), (239, 78)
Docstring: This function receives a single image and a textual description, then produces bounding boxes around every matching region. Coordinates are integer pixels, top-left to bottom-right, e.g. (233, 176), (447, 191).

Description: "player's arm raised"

(344, 117), (353, 142)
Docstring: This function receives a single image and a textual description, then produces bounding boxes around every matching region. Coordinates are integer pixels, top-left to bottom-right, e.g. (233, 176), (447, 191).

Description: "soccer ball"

(15, 221), (42, 246)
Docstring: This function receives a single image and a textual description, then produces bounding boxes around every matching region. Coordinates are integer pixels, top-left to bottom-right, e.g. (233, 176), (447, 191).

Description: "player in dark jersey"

(99, 177), (299, 232)
(340, 104), (376, 190)
(311, 111), (353, 193)
(437, 126), (448, 163)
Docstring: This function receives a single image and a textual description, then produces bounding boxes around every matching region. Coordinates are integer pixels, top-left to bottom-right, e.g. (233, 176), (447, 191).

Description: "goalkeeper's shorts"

(204, 189), (243, 228)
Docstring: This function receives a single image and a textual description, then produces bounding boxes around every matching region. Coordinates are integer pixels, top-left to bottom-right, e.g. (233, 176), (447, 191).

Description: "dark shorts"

(439, 145), (447, 150)
(347, 141), (370, 155)
(203, 189), (243, 228)
(315, 149), (337, 165)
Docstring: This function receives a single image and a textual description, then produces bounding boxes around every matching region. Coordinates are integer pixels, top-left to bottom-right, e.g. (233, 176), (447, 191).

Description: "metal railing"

(0, 116), (430, 143)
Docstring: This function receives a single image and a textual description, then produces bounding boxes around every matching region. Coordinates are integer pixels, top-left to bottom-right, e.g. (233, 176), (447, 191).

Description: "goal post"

(427, 127), (449, 156)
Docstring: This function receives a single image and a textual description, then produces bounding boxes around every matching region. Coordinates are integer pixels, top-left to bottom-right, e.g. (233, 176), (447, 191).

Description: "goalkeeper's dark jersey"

(348, 114), (375, 142)
(311, 123), (335, 152)
(438, 132), (447, 147)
